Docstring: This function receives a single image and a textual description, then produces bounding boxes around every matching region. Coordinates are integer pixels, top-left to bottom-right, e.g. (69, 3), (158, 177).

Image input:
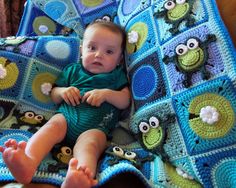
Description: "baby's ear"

(80, 45), (83, 56)
(119, 54), (125, 65)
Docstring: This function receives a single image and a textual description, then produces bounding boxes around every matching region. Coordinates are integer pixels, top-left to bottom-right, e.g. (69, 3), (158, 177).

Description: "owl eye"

(164, 1), (175, 10)
(61, 146), (72, 156)
(139, 122), (150, 133)
(124, 151), (136, 160)
(35, 115), (44, 121)
(149, 116), (159, 128)
(113, 146), (124, 157)
(187, 38), (199, 50)
(176, 44), (188, 55)
(25, 112), (35, 119)
(176, 0), (186, 5)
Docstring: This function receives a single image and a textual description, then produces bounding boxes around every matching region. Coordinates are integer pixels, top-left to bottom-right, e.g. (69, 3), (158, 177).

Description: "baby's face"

(81, 25), (123, 74)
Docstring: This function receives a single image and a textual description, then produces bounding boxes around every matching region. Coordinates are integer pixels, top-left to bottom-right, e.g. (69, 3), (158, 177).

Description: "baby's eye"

(106, 49), (114, 54)
(88, 45), (96, 51)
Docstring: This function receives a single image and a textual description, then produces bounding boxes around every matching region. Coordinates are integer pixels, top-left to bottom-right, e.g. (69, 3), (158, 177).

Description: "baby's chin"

(86, 67), (107, 74)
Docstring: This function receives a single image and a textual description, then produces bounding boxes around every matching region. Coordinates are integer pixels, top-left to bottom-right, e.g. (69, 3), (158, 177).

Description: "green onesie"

(55, 62), (128, 145)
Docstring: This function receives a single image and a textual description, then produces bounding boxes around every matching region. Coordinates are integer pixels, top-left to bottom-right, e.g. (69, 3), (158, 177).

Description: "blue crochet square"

(162, 26), (224, 93)
(171, 156), (197, 180)
(172, 76), (236, 155)
(99, 146), (153, 179)
(164, 121), (188, 160)
(0, 51), (30, 99)
(35, 0), (80, 22)
(117, 0), (151, 26)
(21, 59), (61, 111)
(75, 0), (116, 15)
(128, 52), (168, 111)
(153, 0), (208, 44)
(0, 37), (37, 57)
(34, 36), (80, 69)
(18, 1), (65, 36)
(194, 147), (236, 188)
(125, 8), (159, 66)
(78, 1), (118, 26)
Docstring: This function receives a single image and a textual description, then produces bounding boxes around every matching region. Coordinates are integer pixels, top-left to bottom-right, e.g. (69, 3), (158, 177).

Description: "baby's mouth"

(93, 62), (102, 66)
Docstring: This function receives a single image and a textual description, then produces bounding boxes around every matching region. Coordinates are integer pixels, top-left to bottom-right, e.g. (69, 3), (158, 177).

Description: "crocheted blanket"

(1, 0), (236, 187)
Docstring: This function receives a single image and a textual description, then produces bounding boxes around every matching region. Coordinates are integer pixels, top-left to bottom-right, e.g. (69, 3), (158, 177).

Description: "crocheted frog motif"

(154, 0), (196, 34)
(105, 146), (155, 169)
(0, 36), (27, 53)
(163, 34), (217, 87)
(48, 145), (73, 173)
(136, 114), (175, 161)
(11, 109), (47, 133)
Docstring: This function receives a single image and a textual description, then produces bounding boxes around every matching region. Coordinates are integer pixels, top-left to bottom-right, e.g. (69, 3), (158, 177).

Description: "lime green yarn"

(178, 48), (204, 72)
(81, 0), (104, 7)
(165, 163), (202, 188)
(126, 22), (148, 54)
(32, 72), (56, 103)
(167, 3), (190, 21)
(5, 37), (26, 45)
(0, 57), (19, 90)
(189, 93), (234, 139)
(142, 127), (163, 150)
(33, 16), (56, 36)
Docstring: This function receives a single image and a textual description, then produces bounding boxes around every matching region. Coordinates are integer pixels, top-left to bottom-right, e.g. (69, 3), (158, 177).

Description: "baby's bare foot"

(61, 158), (97, 188)
(0, 139), (37, 184)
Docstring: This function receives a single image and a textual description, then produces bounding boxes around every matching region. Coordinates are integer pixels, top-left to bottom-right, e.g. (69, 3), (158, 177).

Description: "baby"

(0, 21), (130, 188)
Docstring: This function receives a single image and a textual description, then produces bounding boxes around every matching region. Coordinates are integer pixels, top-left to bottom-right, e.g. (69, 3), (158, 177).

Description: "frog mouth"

(143, 129), (162, 149)
(179, 50), (202, 68)
(169, 4), (188, 20)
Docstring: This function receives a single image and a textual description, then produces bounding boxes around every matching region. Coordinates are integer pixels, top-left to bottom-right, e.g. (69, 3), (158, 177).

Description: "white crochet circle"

(45, 40), (70, 59)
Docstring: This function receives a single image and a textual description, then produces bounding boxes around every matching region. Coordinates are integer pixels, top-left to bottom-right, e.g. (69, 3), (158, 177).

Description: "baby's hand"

(82, 89), (107, 107)
(61, 86), (81, 106)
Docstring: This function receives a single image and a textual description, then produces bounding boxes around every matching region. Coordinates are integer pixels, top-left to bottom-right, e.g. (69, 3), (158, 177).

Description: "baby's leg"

(0, 114), (67, 184)
(62, 129), (107, 188)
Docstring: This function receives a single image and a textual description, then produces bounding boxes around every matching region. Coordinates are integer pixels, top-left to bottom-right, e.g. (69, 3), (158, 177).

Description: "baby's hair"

(84, 21), (127, 52)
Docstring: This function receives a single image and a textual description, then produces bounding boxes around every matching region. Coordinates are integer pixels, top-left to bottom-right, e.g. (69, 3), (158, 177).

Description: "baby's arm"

(82, 87), (130, 109)
(51, 86), (81, 106)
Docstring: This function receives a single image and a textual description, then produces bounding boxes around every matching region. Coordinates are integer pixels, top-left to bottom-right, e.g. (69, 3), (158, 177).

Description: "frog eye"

(176, 44), (188, 55)
(124, 151), (136, 160)
(95, 18), (102, 22)
(113, 146), (124, 157)
(61, 146), (72, 156)
(25, 112), (35, 119)
(102, 16), (111, 22)
(139, 122), (150, 133)
(164, 1), (175, 10)
(149, 116), (159, 128)
(176, 0), (186, 4)
(187, 38), (199, 50)
(35, 115), (44, 121)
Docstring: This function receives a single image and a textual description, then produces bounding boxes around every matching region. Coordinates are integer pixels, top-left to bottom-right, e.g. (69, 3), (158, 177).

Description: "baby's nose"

(95, 51), (103, 58)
